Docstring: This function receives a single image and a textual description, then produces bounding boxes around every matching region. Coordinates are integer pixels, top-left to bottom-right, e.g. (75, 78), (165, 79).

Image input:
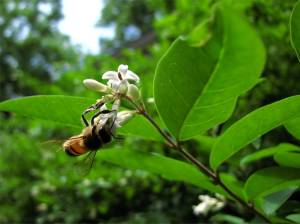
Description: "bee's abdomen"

(63, 140), (88, 156)
(66, 147), (80, 156)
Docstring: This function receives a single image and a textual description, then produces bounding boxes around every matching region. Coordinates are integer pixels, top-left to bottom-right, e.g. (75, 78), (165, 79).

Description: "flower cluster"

(84, 64), (140, 100)
(192, 194), (225, 216)
(83, 64), (141, 127)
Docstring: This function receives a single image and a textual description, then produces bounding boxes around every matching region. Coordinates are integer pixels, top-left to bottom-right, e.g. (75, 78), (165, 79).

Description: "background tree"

(0, 0), (77, 100)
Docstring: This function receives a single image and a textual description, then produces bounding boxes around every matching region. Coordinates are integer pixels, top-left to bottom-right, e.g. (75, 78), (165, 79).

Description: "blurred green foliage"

(1, 0), (300, 223)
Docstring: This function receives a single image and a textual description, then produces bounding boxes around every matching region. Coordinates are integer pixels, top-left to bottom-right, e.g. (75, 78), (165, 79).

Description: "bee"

(62, 100), (118, 174)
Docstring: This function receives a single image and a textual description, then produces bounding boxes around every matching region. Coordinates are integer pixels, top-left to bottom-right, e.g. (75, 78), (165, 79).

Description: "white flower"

(102, 64), (139, 93)
(83, 64), (140, 128)
(115, 110), (135, 127)
(83, 79), (111, 93)
(127, 84), (140, 101)
(37, 203), (48, 212)
(193, 194), (225, 216)
(83, 64), (141, 103)
(83, 179), (91, 187)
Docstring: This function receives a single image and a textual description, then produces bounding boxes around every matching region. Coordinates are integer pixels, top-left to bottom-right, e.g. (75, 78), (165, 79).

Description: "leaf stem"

(123, 96), (270, 223)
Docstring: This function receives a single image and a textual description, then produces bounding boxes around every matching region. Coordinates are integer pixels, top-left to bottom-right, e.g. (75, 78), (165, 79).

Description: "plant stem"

(125, 97), (270, 222)
(178, 146), (269, 223)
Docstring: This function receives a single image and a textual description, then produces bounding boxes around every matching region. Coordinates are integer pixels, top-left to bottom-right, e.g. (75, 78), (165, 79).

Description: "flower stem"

(123, 95), (269, 222)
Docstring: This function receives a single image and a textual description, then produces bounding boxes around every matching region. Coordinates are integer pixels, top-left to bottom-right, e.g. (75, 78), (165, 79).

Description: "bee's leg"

(82, 101), (105, 127)
(81, 113), (89, 127)
(109, 129), (124, 140)
(99, 109), (113, 114)
(113, 134), (124, 140)
(109, 111), (124, 140)
(91, 111), (102, 126)
(82, 106), (95, 127)
(107, 124), (124, 140)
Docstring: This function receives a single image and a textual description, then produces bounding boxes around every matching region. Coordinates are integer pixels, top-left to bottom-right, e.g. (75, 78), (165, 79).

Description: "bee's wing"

(75, 150), (97, 176)
(40, 135), (84, 153)
(39, 139), (65, 152)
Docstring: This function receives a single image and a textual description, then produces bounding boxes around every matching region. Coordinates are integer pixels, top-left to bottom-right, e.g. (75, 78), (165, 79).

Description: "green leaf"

(154, 4), (265, 140)
(0, 95), (163, 141)
(245, 167), (300, 200)
(219, 173), (247, 201)
(274, 151), (300, 169)
(0, 95), (95, 127)
(286, 214), (300, 223)
(210, 214), (246, 224)
(222, 0), (254, 11)
(240, 143), (300, 166)
(269, 217), (296, 224)
(290, 0), (300, 62)
(285, 117), (300, 140)
(193, 135), (217, 155)
(210, 95), (300, 171)
(260, 187), (297, 216)
(118, 115), (163, 142)
(186, 14), (214, 47)
(97, 149), (226, 195)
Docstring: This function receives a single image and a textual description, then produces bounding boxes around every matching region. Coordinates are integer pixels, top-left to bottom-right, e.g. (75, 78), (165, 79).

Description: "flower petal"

(118, 64), (128, 77)
(102, 71), (119, 80)
(118, 80), (129, 94)
(83, 79), (108, 92)
(124, 70), (140, 82)
(107, 79), (121, 91)
(126, 84), (140, 101)
(116, 110), (135, 127)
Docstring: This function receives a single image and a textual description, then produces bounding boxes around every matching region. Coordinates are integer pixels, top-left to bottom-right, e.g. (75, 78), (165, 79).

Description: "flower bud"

(83, 79), (110, 93)
(118, 80), (128, 94)
(116, 110), (135, 127)
(127, 84), (140, 101)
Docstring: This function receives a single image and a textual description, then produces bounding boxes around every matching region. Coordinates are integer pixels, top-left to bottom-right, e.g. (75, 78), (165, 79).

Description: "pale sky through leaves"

(59, 0), (114, 54)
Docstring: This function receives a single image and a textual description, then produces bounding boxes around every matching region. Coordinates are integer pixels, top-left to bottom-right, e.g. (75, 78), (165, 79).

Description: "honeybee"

(62, 101), (118, 174)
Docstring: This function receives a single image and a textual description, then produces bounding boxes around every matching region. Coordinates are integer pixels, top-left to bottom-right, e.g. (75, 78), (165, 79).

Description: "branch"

(123, 96), (270, 223)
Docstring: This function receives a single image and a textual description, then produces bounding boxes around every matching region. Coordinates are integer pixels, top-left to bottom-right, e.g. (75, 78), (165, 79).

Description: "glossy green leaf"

(274, 151), (300, 169)
(219, 173), (247, 201)
(97, 149), (226, 195)
(269, 217), (295, 224)
(290, 0), (300, 61)
(240, 143), (300, 166)
(187, 13), (214, 47)
(286, 214), (300, 223)
(260, 187), (297, 216)
(0, 95), (162, 141)
(0, 95), (95, 127)
(245, 167), (300, 200)
(210, 95), (300, 171)
(193, 135), (217, 155)
(223, 0), (254, 11)
(210, 214), (246, 224)
(285, 117), (300, 140)
(154, 4), (265, 140)
(118, 115), (163, 142)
